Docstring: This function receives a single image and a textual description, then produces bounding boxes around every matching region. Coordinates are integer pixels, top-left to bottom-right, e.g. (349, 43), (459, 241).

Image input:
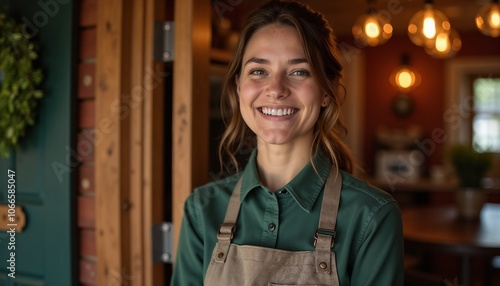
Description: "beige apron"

(204, 167), (342, 286)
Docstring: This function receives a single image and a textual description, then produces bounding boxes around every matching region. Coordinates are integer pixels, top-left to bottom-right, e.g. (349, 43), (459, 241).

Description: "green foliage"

(447, 144), (493, 188)
(0, 11), (43, 157)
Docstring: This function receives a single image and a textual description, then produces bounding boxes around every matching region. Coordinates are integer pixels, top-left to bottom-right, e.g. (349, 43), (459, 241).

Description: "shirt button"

(268, 223), (276, 232)
(279, 190), (287, 195)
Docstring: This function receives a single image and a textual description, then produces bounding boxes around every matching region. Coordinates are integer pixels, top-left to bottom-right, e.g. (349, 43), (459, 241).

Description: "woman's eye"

(291, 70), (310, 77)
(250, 69), (266, 76)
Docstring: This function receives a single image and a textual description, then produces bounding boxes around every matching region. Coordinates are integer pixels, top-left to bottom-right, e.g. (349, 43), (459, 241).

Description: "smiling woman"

(171, 1), (404, 285)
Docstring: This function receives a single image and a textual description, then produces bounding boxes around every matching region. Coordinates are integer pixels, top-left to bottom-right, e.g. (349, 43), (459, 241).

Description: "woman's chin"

(256, 132), (311, 147)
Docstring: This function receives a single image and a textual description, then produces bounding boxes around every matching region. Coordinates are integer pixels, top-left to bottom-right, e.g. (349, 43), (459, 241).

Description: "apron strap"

(214, 165), (342, 269)
(214, 177), (242, 263)
(315, 166), (342, 273)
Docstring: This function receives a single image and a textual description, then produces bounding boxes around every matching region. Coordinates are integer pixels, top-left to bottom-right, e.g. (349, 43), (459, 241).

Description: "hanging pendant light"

(352, 0), (393, 47)
(390, 54), (421, 93)
(408, 0), (451, 48)
(476, 0), (500, 38)
(425, 28), (462, 58)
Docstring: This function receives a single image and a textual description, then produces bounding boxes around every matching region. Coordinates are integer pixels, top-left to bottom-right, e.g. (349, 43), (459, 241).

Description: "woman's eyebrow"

(289, 58), (308, 65)
(244, 57), (269, 66)
(243, 57), (308, 66)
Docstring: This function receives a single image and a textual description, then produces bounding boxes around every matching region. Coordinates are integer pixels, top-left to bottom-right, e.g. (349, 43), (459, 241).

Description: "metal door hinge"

(152, 222), (173, 264)
(154, 21), (175, 62)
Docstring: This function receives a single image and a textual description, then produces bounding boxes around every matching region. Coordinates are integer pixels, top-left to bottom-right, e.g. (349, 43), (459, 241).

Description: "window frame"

(445, 57), (500, 144)
(445, 57), (500, 181)
(469, 74), (500, 153)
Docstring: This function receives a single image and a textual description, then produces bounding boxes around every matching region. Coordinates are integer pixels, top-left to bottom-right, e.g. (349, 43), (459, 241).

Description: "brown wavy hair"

(218, 0), (353, 174)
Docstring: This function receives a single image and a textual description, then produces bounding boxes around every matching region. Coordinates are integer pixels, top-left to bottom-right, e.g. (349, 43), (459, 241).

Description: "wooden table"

(401, 203), (500, 285)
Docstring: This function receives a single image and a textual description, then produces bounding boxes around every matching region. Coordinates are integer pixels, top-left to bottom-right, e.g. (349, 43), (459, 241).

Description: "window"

(472, 77), (500, 153)
(446, 58), (500, 181)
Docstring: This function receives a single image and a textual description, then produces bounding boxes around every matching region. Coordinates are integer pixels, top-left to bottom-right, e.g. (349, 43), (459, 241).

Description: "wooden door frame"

(95, 0), (210, 284)
(95, 0), (166, 285)
(172, 0), (211, 261)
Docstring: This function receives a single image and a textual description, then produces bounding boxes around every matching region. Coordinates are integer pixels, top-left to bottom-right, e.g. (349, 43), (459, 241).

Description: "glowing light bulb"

(390, 55), (421, 92)
(352, 10), (392, 46)
(425, 29), (461, 58)
(476, 1), (500, 37)
(408, 5), (449, 47)
(396, 70), (414, 89)
(423, 13), (436, 39)
(365, 20), (380, 38)
(489, 7), (500, 28)
(435, 33), (449, 52)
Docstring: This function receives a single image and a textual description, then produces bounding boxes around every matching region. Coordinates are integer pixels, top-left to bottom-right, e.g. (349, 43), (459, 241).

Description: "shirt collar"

(240, 149), (263, 199)
(240, 148), (331, 213)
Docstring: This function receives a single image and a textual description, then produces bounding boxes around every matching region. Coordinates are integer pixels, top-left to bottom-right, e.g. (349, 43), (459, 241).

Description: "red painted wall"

(339, 32), (500, 175)
(364, 35), (445, 174)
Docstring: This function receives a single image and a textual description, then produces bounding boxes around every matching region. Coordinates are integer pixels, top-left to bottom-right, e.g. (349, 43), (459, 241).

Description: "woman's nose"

(265, 74), (289, 99)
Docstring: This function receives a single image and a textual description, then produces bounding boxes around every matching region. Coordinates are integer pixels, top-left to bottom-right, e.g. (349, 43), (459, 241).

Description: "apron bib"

(204, 167), (342, 286)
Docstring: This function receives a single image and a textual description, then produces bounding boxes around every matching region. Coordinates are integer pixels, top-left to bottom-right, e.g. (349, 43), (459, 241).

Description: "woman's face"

(237, 24), (326, 147)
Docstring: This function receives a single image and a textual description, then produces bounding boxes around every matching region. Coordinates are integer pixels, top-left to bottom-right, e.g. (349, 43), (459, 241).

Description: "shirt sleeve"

(350, 201), (404, 286)
(170, 196), (205, 286)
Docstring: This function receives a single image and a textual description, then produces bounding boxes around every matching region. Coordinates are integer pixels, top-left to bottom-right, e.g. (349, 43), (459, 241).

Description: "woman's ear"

(321, 95), (331, 107)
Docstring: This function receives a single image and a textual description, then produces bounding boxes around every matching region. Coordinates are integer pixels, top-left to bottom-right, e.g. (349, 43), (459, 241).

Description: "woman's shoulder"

(340, 171), (398, 208)
(194, 172), (241, 192)
(185, 173), (242, 209)
(338, 171), (402, 239)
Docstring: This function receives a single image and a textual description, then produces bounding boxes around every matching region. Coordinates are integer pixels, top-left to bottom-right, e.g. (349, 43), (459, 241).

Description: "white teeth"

(261, 107), (295, 116)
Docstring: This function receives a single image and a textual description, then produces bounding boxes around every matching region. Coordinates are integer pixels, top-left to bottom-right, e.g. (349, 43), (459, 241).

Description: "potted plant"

(447, 144), (493, 219)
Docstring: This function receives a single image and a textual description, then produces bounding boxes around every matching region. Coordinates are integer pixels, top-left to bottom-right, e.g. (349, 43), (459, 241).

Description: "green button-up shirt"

(171, 149), (404, 285)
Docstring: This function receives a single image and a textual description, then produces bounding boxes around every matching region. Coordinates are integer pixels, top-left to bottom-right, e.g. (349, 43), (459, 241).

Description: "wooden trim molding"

(95, 0), (129, 284)
(96, 0), (166, 284)
(172, 0), (211, 261)
(140, 0), (166, 285)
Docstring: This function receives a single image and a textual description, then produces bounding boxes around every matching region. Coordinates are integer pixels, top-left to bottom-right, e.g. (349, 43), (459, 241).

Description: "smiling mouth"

(259, 107), (298, 116)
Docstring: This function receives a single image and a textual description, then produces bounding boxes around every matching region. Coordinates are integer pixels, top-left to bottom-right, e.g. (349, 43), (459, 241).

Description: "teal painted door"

(0, 0), (76, 285)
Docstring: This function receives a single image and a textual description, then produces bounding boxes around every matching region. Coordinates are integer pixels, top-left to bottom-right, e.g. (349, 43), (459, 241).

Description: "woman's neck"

(256, 139), (312, 192)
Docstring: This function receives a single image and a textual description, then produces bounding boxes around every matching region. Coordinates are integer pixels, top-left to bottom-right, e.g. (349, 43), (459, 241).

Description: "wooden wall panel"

(77, 0), (213, 283)
(95, 0), (131, 284)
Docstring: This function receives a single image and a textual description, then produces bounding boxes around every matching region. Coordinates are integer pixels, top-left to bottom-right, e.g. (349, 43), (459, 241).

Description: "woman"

(171, 1), (404, 285)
